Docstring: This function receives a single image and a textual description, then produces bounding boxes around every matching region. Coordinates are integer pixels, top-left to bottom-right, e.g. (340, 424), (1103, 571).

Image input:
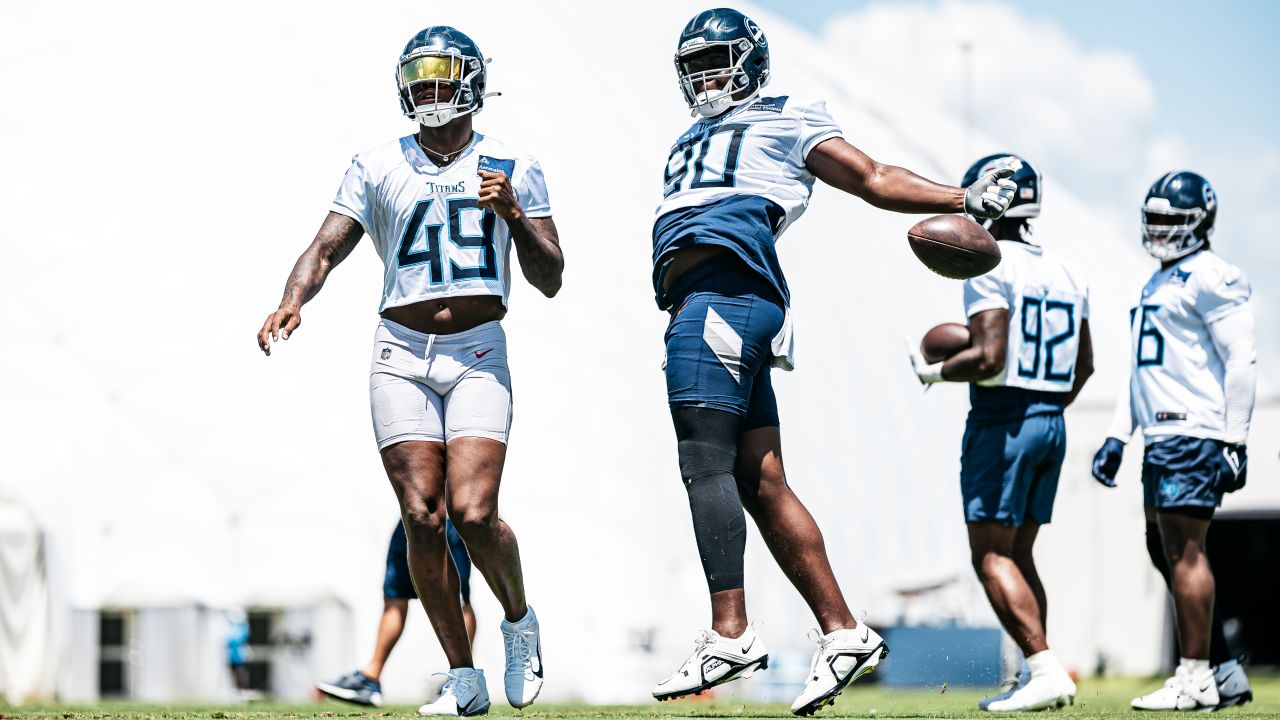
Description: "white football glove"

(905, 337), (944, 387)
(964, 167), (1017, 219)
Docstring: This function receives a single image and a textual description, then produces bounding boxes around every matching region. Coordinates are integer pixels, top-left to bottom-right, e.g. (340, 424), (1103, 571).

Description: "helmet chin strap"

(417, 107), (458, 127)
(691, 88), (758, 119)
(415, 90), (502, 127)
(693, 91), (732, 118)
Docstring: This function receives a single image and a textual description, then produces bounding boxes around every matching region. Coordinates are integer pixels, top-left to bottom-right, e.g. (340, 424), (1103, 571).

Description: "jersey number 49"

(396, 197), (497, 284)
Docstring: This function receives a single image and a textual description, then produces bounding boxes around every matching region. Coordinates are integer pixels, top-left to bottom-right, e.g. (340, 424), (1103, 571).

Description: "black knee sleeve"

(673, 407), (747, 593)
(1146, 521), (1232, 665)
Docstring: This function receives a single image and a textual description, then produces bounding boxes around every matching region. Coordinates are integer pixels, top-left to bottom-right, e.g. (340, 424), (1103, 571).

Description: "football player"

(316, 519), (475, 707)
(909, 155), (1091, 712)
(1092, 171), (1256, 712)
(650, 9), (1016, 715)
(257, 27), (563, 717)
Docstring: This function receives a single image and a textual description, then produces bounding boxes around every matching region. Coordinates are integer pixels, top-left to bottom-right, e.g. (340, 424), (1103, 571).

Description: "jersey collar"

(402, 132), (484, 174)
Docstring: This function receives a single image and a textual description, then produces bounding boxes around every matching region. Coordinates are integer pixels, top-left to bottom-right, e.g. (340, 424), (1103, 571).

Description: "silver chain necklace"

(417, 133), (474, 165)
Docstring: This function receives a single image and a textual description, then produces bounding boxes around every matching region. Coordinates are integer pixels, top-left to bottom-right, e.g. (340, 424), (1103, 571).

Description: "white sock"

(1026, 650), (1063, 679)
(1180, 657), (1211, 677)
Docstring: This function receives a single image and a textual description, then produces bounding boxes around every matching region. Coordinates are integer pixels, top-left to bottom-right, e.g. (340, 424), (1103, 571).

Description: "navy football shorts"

(960, 413), (1066, 526)
(664, 256), (784, 430)
(1142, 435), (1227, 511)
(384, 518), (471, 603)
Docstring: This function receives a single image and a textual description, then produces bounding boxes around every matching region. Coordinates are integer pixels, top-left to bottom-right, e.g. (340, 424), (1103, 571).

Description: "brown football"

(907, 215), (1001, 279)
(920, 322), (972, 363)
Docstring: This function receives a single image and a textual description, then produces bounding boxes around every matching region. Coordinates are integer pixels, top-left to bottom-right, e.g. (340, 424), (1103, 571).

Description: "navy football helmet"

(397, 27), (495, 127)
(962, 153), (1041, 228)
(674, 8), (770, 118)
(1141, 171), (1217, 260)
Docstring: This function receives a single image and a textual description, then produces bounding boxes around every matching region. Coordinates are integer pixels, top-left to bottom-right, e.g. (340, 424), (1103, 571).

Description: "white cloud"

(820, 0), (1279, 393)
(822, 0), (1157, 196)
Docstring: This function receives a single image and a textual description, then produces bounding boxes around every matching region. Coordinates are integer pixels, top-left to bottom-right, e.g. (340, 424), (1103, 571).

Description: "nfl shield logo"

(380, 347), (392, 360)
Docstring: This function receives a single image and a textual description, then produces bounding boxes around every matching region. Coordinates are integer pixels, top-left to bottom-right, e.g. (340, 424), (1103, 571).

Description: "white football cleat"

(1214, 659), (1252, 710)
(1131, 665), (1218, 711)
(500, 606), (543, 708)
(979, 664), (1031, 711)
(652, 624), (769, 701)
(791, 623), (888, 716)
(986, 671), (1075, 712)
(418, 668), (490, 717)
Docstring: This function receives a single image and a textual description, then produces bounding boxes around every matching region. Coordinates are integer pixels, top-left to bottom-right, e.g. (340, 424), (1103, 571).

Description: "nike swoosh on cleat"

(860, 627), (870, 644)
(742, 637), (755, 654)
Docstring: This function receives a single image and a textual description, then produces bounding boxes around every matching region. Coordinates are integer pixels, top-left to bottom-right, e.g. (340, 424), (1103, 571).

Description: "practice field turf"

(5, 676), (1279, 719)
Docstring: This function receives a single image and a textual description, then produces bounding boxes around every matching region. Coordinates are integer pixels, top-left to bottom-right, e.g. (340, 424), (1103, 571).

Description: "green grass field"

(5, 676), (1279, 720)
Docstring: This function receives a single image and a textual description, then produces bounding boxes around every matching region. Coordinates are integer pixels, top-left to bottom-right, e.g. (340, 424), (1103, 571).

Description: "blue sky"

(753, 0), (1280, 177)
(751, 0), (1279, 387)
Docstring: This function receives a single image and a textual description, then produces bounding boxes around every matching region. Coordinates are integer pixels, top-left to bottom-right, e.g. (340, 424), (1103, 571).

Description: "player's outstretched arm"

(477, 170), (563, 298)
(806, 138), (1015, 218)
(257, 212), (364, 356)
(806, 138), (963, 214)
(1063, 319), (1095, 407)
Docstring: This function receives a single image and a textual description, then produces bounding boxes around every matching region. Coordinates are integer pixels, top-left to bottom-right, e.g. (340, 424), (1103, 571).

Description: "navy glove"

(1091, 437), (1125, 488)
(1218, 444), (1248, 493)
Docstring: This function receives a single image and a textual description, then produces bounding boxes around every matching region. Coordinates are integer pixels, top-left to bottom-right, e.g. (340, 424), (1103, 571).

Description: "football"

(920, 322), (972, 363)
(907, 215), (1001, 279)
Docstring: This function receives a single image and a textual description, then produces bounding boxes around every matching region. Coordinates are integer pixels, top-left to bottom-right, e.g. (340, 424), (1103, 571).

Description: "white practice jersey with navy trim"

(331, 133), (551, 312)
(654, 95), (841, 234)
(964, 241), (1090, 392)
(1124, 250), (1251, 441)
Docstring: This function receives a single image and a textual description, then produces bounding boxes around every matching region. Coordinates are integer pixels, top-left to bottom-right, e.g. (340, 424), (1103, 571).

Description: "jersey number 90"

(664, 124), (750, 198)
(396, 197), (497, 284)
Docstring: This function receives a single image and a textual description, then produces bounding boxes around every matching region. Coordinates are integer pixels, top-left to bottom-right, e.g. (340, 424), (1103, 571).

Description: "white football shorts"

(369, 318), (512, 449)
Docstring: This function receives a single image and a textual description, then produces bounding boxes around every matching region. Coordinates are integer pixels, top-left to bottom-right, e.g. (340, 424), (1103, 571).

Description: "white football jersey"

(331, 133), (552, 312)
(964, 241), (1089, 392)
(654, 95), (841, 234)
(1125, 250), (1251, 441)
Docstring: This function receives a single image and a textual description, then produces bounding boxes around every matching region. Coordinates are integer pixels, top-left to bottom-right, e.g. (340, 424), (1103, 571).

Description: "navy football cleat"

(317, 669), (383, 707)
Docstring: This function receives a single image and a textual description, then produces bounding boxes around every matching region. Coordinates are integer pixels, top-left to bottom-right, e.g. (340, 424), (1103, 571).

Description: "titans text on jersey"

(332, 133), (552, 311)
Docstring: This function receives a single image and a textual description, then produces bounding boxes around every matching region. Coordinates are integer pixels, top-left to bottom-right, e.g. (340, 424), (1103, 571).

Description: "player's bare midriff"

(661, 245), (734, 292)
(380, 294), (506, 335)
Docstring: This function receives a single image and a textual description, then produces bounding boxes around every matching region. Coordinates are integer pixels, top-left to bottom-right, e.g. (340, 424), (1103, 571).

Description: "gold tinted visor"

(400, 55), (462, 83)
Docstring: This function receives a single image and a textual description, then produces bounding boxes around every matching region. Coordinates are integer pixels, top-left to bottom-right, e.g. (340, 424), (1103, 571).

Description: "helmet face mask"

(677, 41), (754, 117)
(674, 9), (770, 119)
(1140, 171), (1216, 261)
(396, 27), (491, 128)
(1141, 199), (1207, 260)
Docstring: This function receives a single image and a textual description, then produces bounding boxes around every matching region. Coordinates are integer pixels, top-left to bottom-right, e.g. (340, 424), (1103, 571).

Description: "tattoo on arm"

(279, 212), (364, 309)
(509, 216), (564, 298)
